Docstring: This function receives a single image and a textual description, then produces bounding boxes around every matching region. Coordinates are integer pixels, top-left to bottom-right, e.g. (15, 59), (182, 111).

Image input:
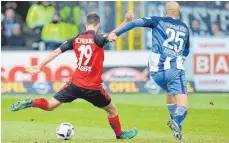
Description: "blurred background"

(1, 1), (229, 94)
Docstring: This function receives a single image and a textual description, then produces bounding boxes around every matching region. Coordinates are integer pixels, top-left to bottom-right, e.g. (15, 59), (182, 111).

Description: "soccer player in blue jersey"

(108, 2), (189, 141)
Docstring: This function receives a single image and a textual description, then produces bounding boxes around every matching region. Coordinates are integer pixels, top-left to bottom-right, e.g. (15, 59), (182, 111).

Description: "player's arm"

(108, 16), (158, 41)
(94, 34), (109, 48)
(38, 38), (74, 67)
(115, 16), (159, 36)
(107, 19), (145, 42)
(181, 30), (190, 63)
(111, 10), (134, 33)
(183, 37), (190, 57)
(26, 38), (75, 75)
(94, 11), (134, 47)
(183, 30), (190, 57)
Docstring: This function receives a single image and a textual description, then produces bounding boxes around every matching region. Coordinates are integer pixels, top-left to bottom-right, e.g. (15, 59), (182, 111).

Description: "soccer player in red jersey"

(10, 12), (138, 139)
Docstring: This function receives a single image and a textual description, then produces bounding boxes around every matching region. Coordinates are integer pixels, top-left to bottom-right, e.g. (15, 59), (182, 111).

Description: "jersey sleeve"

(59, 37), (76, 52)
(94, 34), (109, 48)
(142, 16), (159, 28)
(183, 29), (190, 57)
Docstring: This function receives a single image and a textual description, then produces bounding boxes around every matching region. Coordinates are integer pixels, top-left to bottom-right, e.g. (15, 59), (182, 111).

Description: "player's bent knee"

(174, 94), (188, 107)
(107, 109), (118, 117)
(110, 105), (118, 116)
(102, 103), (118, 117)
(47, 98), (61, 111)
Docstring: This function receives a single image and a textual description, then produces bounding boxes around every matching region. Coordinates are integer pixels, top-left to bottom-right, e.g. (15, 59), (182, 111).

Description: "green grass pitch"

(2, 93), (229, 143)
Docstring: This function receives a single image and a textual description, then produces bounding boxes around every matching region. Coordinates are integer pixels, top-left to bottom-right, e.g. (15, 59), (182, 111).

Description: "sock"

(174, 106), (187, 124)
(167, 104), (177, 119)
(108, 115), (123, 137)
(32, 98), (49, 110)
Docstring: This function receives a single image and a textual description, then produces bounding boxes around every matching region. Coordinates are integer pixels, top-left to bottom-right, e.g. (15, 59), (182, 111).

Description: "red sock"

(32, 98), (49, 110)
(108, 115), (123, 137)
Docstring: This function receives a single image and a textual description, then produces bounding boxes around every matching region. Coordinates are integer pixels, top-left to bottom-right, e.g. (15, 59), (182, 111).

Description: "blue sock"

(174, 106), (187, 124)
(167, 104), (177, 119)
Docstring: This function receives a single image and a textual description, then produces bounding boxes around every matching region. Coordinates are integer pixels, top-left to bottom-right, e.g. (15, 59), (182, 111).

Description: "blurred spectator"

(4, 2), (24, 21)
(41, 12), (63, 50)
(41, 12), (79, 50)
(225, 2), (229, 11)
(5, 1), (18, 10)
(26, 1), (55, 33)
(190, 19), (201, 36)
(1, 13), (5, 21)
(3, 8), (22, 38)
(7, 23), (26, 46)
(190, 18), (211, 36)
(1, 22), (7, 46)
(1, 1), (229, 51)
(60, 5), (81, 26)
(214, 1), (224, 8)
(211, 21), (225, 36)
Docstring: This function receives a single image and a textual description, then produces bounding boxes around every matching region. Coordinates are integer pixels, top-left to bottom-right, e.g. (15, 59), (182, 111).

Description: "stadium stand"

(1, 1), (229, 50)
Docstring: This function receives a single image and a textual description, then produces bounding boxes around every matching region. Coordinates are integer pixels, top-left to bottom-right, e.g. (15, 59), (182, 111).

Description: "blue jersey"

(142, 16), (190, 72)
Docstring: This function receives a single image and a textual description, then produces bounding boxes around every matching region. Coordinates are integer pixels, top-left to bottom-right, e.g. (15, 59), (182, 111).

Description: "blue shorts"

(150, 69), (188, 96)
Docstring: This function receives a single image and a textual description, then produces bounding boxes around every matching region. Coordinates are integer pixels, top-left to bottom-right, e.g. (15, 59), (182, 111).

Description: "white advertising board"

(1, 50), (195, 82)
(193, 37), (229, 91)
(1, 51), (150, 82)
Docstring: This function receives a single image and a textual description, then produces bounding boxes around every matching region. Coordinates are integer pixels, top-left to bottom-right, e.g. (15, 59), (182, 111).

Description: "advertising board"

(193, 38), (229, 92)
(1, 51), (195, 94)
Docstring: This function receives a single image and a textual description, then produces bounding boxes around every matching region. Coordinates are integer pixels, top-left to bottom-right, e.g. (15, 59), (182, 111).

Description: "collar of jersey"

(86, 30), (96, 34)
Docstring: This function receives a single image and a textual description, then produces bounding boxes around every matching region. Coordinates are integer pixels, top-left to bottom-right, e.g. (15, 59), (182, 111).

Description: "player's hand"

(25, 66), (41, 75)
(107, 33), (117, 42)
(124, 10), (134, 22)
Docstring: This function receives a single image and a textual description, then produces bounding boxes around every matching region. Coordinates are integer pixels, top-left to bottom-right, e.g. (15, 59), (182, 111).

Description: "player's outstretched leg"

(10, 97), (61, 112)
(102, 102), (138, 139)
(167, 94), (188, 141)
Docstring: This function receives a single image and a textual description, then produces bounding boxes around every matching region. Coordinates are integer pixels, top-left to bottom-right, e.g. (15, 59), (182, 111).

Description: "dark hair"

(86, 12), (100, 26)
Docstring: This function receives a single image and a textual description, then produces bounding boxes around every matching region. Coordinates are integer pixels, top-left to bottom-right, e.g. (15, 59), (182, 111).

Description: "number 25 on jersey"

(163, 28), (186, 53)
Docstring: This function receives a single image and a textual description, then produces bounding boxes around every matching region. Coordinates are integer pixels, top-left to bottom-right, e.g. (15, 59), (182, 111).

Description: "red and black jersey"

(59, 30), (108, 90)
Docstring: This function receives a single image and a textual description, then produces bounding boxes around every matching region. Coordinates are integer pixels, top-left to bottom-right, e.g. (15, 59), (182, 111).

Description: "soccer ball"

(56, 122), (75, 140)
